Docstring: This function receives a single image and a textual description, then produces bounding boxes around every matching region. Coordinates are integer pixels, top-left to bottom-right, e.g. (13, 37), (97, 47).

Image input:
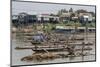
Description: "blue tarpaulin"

(32, 34), (46, 42)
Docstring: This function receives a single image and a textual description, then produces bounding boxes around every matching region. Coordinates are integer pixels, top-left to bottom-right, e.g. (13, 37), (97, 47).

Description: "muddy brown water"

(11, 33), (96, 66)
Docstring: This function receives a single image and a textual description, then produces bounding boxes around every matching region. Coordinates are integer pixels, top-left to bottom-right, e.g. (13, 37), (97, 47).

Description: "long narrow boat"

(31, 47), (92, 52)
(15, 46), (92, 53)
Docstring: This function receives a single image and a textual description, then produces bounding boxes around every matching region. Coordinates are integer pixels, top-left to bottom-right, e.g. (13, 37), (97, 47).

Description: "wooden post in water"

(85, 18), (88, 41)
(82, 42), (85, 61)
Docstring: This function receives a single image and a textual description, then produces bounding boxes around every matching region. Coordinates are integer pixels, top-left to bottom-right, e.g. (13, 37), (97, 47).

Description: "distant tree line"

(57, 8), (95, 17)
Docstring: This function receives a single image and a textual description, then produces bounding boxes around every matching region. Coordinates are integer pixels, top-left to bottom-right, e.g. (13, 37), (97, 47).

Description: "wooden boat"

(15, 46), (92, 52)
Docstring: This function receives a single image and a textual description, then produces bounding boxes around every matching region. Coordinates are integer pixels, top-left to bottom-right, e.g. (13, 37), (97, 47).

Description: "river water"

(11, 33), (96, 66)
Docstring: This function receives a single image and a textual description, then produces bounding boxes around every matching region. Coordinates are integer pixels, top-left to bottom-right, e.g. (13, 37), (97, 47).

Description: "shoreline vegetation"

(12, 22), (95, 33)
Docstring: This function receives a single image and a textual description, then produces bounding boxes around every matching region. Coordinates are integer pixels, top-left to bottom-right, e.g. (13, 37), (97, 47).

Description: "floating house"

(55, 26), (95, 33)
(79, 13), (93, 24)
(12, 15), (19, 25)
(59, 13), (70, 22)
(18, 12), (37, 24)
(37, 14), (59, 23)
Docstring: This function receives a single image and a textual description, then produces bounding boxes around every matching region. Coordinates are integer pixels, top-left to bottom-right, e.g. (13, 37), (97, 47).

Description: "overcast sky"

(12, 1), (95, 15)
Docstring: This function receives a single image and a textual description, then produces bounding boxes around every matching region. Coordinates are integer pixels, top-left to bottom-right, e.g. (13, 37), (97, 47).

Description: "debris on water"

(21, 52), (91, 62)
(21, 53), (60, 62)
(21, 55), (34, 62)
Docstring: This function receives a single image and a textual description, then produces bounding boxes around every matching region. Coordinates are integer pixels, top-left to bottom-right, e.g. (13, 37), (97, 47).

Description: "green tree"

(57, 9), (68, 16)
(75, 9), (87, 14)
(69, 8), (73, 13)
